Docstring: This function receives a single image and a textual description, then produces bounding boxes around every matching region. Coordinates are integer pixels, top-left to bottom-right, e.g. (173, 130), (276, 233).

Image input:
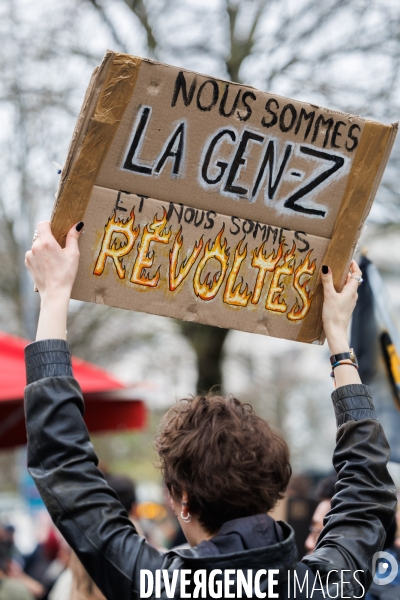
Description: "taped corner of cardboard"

(51, 52), (142, 247)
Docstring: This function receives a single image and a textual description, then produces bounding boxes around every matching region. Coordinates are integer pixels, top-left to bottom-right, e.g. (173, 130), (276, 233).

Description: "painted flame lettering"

(94, 210), (139, 279)
(169, 228), (204, 291)
(131, 208), (171, 287)
(223, 239), (252, 307)
(287, 250), (316, 321)
(193, 227), (230, 300)
(265, 242), (296, 313)
(251, 241), (283, 305)
(93, 206), (319, 323)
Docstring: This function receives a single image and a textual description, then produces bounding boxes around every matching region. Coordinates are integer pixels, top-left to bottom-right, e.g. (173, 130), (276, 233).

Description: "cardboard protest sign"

(51, 51), (397, 343)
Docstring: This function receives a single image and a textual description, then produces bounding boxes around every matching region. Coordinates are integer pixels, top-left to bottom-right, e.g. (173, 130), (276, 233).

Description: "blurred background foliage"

(1, 0), (400, 482)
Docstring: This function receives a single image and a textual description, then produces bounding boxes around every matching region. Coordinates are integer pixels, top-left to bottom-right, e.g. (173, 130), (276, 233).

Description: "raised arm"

(321, 261), (362, 388)
(302, 263), (397, 596)
(27, 221), (82, 342)
(24, 222), (164, 600)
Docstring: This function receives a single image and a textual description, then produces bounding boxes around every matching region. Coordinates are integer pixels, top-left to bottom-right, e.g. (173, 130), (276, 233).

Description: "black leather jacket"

(24, 340), (397, 600)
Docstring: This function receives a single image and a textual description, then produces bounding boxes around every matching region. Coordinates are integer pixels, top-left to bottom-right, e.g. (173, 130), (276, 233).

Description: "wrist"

(40, 290), (71, 306)
(36, 292), (69, 342)
(326, 332), (349, 355)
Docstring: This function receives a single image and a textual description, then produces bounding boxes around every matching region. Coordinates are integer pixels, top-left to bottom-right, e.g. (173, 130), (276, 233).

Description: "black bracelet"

(330, 348), (357, 366)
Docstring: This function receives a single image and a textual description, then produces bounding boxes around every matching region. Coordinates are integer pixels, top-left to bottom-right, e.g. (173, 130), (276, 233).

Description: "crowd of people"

(0, 472), (163, 600)
(1, 473), (399, 599)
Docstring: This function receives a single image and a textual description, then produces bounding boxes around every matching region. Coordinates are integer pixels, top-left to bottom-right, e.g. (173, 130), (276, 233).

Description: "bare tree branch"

(122, 0), (158, 55)
(86, 0), (130, 53)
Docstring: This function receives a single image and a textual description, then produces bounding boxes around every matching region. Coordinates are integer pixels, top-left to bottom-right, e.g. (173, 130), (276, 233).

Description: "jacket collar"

(195, 513), (284, 556)
(171, 519), (298, 571)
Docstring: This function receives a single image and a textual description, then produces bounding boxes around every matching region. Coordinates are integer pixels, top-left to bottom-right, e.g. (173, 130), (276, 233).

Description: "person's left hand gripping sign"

(25, 221), (84, 341)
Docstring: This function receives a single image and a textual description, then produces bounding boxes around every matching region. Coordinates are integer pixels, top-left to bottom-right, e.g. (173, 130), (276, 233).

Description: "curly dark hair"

(155, 394), (292, 534)
(316, 474), (337, 502)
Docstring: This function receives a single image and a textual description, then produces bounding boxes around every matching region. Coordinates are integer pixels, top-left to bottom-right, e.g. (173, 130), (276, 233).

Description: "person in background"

(0, 525), (24, 569)
(23, 528), (59, 597)
(0, 523), (46, 598)
(0, 541), (35, 600)
(305, 474), (337, 554)
(103, 473), (139, 525)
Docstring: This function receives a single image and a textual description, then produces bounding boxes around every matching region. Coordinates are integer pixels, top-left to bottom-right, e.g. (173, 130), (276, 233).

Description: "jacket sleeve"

(24, 339), (165, 600)
(302, 383), (397, 597)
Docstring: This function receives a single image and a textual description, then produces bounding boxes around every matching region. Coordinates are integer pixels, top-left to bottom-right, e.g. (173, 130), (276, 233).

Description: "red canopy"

(0, 332), (147, 449)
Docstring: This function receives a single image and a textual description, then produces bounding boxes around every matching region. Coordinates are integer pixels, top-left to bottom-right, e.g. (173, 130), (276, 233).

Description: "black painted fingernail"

(322, 265), (328, 274)
(76, 221), (84, 232)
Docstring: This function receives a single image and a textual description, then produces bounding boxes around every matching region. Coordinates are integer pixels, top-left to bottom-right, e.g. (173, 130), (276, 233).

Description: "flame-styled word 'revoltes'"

(94, 208), (317, 321)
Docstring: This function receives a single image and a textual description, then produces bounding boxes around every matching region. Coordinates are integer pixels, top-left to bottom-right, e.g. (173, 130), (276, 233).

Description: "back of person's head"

(316, 474), (337, 502)
(156, 394), (292, 534)
(0, 540), (9, 574)
(104, 473), (137, 514)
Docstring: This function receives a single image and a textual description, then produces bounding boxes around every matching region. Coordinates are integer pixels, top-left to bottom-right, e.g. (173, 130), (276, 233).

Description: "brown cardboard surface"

(72, 186), (330, 341)
(52, 51), (397, 342)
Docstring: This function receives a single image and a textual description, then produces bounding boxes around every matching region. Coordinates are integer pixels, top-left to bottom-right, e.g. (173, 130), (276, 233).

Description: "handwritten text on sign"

(92, 192), (322, 323)
(120, 72), (356, 220)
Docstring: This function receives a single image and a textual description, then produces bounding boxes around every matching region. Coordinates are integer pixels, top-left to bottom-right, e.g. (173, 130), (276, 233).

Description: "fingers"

(25, 250), (32, 267)
(31, 221), (57, 254)
(342, 260), (361, 295)
(36, 221), (54, 245)
(320, 265), (336, 298)
(65, 221), (84, 253)
(349, 259), (362, 277)
(31, 220), (83, 253)
(322, 260), (362, 295)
